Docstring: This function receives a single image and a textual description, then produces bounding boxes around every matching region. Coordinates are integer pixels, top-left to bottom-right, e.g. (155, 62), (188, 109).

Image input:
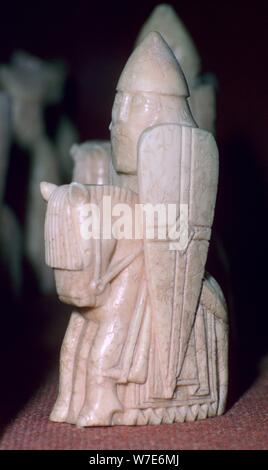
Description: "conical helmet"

(135, 4), (200, 85)
(117, 31), (189, 97)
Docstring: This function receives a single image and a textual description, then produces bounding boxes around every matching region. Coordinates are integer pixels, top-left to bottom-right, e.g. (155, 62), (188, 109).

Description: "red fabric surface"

(1, 371), (268, 450)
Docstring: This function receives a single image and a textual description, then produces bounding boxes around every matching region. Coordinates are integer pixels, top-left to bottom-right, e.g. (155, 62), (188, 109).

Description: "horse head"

(41, 181), (117, 308)
(40, 182), (142, 307)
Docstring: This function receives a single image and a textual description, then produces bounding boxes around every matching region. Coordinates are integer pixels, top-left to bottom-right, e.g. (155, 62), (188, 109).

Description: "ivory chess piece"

(0, 52), (77, 292)
(135, 5), (230, 301)
(135, 4), (217, 134)
(0, 52), (65, 149)
(71, 4), (216, 195)
(41, 32), (228, 426)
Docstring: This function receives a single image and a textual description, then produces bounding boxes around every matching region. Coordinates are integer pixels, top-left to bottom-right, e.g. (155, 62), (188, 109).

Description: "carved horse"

(41, 181), (228, 426)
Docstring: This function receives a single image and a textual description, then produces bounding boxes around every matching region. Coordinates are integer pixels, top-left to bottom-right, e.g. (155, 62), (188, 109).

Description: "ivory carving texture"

(41, 28), (228, 426)
(71, 4), (217, 189)
(135, 4), (217, 135)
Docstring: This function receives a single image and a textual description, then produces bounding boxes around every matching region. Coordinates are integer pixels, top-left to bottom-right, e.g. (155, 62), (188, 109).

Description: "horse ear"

(40, 182), (58, 202)
(68, 182), (89, 205)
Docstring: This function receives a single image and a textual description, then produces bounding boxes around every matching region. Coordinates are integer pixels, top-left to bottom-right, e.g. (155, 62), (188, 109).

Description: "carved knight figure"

(135, 5), (230, 304)
(135, 4), (217, 135)
(41, 32), (228, 426)
(71, 4), (216, 189)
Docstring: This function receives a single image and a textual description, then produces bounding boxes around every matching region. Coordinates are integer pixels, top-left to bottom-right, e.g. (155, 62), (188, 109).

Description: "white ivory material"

(71, 3), (217, 185)
(71, 140), (111, 185)
(25, 138), (60, 293)
(135, 4), (216, 134)
(42, 32), (228, 426)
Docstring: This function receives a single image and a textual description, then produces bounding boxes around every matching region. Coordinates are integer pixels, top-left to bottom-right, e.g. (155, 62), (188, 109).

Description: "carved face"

(111, 91), (162, 174)
(110, 91), (191, 174)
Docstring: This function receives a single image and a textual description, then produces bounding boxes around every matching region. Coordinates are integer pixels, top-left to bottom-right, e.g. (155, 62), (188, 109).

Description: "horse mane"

(45, 185), (83, 269)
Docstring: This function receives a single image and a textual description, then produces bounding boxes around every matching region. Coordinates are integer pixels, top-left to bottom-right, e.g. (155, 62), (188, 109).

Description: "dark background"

(0, 0), (267, 429)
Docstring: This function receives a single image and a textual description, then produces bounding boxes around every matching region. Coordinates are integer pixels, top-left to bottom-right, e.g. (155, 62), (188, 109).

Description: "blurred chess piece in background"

(0, 52), (78, 293)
